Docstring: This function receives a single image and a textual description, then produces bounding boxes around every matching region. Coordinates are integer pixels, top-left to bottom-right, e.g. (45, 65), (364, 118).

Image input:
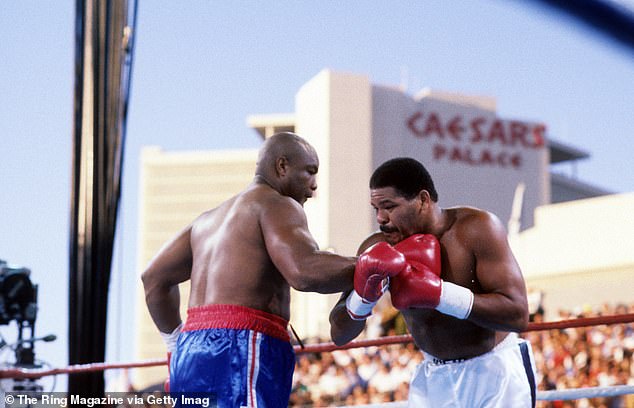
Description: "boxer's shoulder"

(357, 231), (387, 255)
(442, 207), (502, 243)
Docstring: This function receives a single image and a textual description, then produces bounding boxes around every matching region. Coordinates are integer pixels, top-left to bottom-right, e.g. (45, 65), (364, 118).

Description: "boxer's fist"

(395, 234), (441, 275)
(390, 263), (442, 309)
(391, 234), (474, 319)
(355, 242), (407, 301)
(346, 242), (406, 320)
(391, 234), (442, 310)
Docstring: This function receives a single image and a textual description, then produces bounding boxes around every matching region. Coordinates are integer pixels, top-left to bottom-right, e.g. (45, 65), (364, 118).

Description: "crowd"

(289, 300), (634, 408)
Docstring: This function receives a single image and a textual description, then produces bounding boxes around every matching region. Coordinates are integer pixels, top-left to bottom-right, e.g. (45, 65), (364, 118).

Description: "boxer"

(330, 157), (537, 407)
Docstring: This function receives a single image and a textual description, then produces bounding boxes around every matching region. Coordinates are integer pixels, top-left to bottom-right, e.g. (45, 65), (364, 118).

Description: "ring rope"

(341, 385), (634, 405)
(296, 334), (413, 354)
(295, 312), (634, 354)
(527, 312), (634, 331)
(0, 359), (165, 380)
(339, 385), (634, 407)
(1, 313), (633, 380)
(537, 385), (634, 401)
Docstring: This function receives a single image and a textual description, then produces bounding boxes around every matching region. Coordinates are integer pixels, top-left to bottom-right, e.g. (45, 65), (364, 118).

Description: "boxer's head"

(370, 157), (438, 202)
(369, 157), (438, 244)
(256, 132), (319, 205)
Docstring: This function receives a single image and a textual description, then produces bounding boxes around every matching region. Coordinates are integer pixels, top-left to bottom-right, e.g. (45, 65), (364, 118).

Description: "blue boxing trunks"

(170, 304), (295, 408)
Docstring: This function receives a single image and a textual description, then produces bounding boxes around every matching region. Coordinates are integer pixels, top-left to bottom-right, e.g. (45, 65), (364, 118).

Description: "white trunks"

(408, 333), (537, 408)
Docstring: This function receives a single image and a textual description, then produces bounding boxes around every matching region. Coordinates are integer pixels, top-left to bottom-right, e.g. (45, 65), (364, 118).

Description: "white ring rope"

(537, 384), (634, 401)
(333, 385), (634, 407)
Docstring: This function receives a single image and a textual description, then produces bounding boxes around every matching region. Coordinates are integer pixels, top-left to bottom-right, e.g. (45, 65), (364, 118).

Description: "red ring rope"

(526, 312), (634, 331)
(294, 312), (634, 354)
(0, 359), (165, 380)
(1, 313), (633, 380)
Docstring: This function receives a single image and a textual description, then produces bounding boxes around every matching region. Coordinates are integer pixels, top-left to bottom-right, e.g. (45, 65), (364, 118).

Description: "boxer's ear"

(275, 156), (289, 177)
(417, 189), (432, 212)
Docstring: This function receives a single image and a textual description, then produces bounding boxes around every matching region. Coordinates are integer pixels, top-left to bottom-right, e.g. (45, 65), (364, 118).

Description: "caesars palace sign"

(407, 110), (546, 169)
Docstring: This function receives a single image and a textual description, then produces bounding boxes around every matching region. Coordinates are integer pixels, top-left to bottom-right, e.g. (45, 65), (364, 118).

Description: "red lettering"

(470, 117), (485, 143)
(431, 143), (523, 169)
(409, 112), (542, 161)
(447, 116), (464, 141)
(509, 121), (529, 147)
(450, 146), (462, 162)
(423, 112), (444, 138)
(480, 149), (494, 165)
(433, 144), (446, 160)
(510, 153), (522, 168)
(407, 111), (425, 137)
(493, 151), (522, 168)
(487, 120), (507, 145)
(532, 124), (546, 148)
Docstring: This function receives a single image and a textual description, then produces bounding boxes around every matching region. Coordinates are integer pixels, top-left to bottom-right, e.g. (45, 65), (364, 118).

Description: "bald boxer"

(142, 132), (401, 407)
(330, 157), (537, 408)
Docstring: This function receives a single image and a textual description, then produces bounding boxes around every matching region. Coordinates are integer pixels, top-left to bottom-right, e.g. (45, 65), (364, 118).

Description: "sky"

(1, 0), (633, 391)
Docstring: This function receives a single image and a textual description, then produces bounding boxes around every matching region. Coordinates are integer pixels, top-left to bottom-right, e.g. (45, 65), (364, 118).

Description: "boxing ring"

(1, 312), (633, 406)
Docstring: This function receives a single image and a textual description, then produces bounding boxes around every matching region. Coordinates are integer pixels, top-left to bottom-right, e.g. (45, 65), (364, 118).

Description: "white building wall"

(514, 193), (634, 277)
(512, 193), (634, 316)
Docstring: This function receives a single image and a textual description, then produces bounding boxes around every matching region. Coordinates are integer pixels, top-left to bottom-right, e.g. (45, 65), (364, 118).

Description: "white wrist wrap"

(436, 281), (474, 319)
(159, 322), (183, 352)
(346, 291), (376, 321)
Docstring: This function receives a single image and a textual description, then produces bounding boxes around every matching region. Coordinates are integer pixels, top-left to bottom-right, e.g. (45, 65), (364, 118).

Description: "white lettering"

(181, 395), (211, 408)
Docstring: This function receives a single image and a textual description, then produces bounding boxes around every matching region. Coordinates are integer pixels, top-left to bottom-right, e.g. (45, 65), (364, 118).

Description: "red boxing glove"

(355, 242), (407, 301)
(391, 234), (474, 319)
(390, 234), (442, 310)
(394, 234), (441, 275)
(346, 242), (407, 320)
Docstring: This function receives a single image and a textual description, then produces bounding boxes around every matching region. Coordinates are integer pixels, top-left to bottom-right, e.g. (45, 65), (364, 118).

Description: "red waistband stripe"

(183, 304), (290, 342)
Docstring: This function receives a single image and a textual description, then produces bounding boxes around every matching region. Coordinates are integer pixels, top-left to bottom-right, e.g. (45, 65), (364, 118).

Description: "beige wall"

(526, 266), (634, 318)
(512, 193), (634, 317)
(295, 69), (375, 254)
(513, 193), (634, 277)
(295, 70), (331, 248)
(324, 71), (374, 256)
(291, 70), (376, 339)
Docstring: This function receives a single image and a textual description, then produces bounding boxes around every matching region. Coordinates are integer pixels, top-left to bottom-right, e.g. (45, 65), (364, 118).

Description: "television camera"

(0, 259), (55, 391)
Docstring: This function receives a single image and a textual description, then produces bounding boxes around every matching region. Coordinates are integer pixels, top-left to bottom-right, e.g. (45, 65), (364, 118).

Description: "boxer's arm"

(465, 211), (529, 332)
(141, 224), (193, 334)
(261, 197), (355, 293)
(329, 290), (366, 345)
(329, 232), (386, 345)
